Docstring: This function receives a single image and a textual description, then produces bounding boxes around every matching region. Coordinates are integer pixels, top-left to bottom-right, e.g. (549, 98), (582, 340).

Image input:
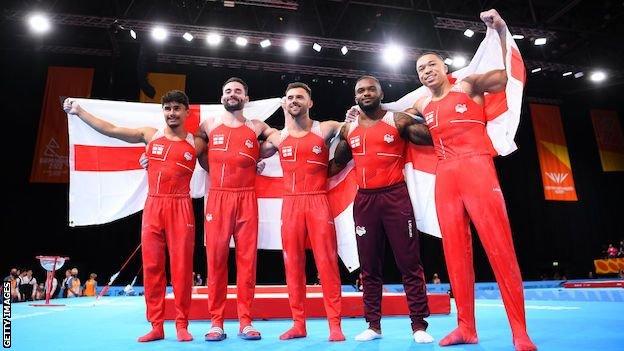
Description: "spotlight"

(235, 37), (248, 46)
(130, 29), (137, 40)
(531, 67), (542, 73)
(182, 32), (194, 41)
(463, 29), (474, 38)
(443, 58), (454, 65)
(341, 46), (348, 55)
(589, 71), (607, 82)
(562, 71), (572, 77)
(534, 37), (547, 46)
(151, 26), (168, 41)
(260, 39), (271, 48)
(28, 13), (51, 34)
(382, 44), (405, 67)
(574, 72), (584, 79)
(327, 79), (334, 84)
(284, 38), (300, 52)
(512, 34), (524, 40)
(206, 33), (223, 46)
(452, 56), (466, 68)
(312, 43), (322, 52)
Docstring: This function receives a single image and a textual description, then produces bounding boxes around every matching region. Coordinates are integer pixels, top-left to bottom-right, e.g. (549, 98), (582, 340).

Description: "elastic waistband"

(209, 186), (255, 192)
(282, 190), (327, 196)
(148, 193), (190, 198)
(357, 181), (405, 194)
(437, 152), (491, 163)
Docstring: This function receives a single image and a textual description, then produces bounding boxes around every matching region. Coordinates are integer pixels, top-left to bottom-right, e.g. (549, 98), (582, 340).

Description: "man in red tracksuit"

(198, 77), (278, 341)
(64, 91), (201, 342)
(330, 76), (434, 343)
(260, 82), (344, 341)
(406, 9), (537, 351)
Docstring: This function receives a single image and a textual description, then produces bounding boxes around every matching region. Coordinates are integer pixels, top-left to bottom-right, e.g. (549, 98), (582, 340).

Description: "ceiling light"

(259, 39), (271, 48)
(235, 36), (248, 46)
(341, 46), (348, 55)
(284, 38), (300, 52)
(589, 71), (607, 82)
(151, 26), (168, 41)
(129, 29), (137, 39)
(534, 37), (547, 46)
(443, 58), (453, 65)
(382, 44), (405, 66)
(531, 67), (542, 73)
(206, 33), (222, 46)
(312, 43), (322, 52)
(512, 34), (525, 40)
(463, 29), (474, 38)
(574, 72), (584, 79)
(562, 71), (572, 77)
(28, 14), (51, 34)
(182, 32), (194, 41)
(452, 56), (466, 68)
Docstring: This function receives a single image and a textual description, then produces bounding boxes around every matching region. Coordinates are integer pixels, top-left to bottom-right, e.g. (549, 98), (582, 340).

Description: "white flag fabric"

(383, 27), (525, 238)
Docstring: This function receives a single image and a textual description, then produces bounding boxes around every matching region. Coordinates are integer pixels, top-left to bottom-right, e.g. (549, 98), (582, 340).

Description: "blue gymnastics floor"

(7, 288), (624, 351)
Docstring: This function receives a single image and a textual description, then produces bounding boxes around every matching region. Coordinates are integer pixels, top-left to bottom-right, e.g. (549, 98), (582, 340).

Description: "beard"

(223, 97), (245, 112)
(287, 104), (307, 118)
(357, 97), (381, 114)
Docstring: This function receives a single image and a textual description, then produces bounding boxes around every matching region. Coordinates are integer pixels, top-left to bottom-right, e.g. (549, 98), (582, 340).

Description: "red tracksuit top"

(146, 130), (196, 195)
(278, 121), (329, 195)
(421, 83), (495, 160)
(207, 117), (259, 189)
(347, 111), (407, 189)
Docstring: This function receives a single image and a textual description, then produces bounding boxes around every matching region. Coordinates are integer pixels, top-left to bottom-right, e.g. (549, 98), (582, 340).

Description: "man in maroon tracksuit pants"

(330, 75), (434, 343)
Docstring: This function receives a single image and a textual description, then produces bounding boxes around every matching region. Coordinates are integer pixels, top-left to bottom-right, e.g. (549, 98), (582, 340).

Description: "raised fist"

(480, 9), (506, 32)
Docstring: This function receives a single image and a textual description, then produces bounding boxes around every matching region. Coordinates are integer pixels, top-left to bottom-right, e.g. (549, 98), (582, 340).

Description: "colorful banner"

(590, 110), (624, 172)
(30, 66), (94, 183)
(594, 258), (624, 274)
(530, 104), (578, 201)
(139, 72), (186, 103)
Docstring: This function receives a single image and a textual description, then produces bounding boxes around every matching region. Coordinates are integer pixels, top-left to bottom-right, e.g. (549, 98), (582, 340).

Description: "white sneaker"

(413, 330), (434, 343)
(354, 328), (382, 341)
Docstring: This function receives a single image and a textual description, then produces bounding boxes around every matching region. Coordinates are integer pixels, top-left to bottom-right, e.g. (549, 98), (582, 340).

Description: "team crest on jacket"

(383, 134), (394, 143)
(281, 146), (293, 158)
(349, 136), (361, 148)
(312, 145), (322, 154)
(151, 144), (164, 155)
(455, 103), (468, 114)
(355, 226), (366, 236)
(213, 134), (225, 145)
(245, 139), (254, 149)
(183, 151), (193, 161)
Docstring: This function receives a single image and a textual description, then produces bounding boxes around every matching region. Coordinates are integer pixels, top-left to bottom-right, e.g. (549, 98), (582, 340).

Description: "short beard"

(223, 100), (244, 112)
(357, 98), (381, 114)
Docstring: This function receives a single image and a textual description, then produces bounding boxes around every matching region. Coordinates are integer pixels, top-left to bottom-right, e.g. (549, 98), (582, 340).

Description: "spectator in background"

(607, 244), (618, 258)
(432, 273), (441, 284)
(83, 273), (98, 297)
(3, 268), (20, 302)
(619, 269), (624, 279)
(60, 269), (71, 298)
(67, 268), (82, 297)
(588, 271), (594, 279)
(194, 273), (203, 286)
(44, 273), (59, 299)
(17, 269), (37, 301)
(35, 283), (46, 300)
(618, 240), (624, 258)
(355, 272), (364, 292)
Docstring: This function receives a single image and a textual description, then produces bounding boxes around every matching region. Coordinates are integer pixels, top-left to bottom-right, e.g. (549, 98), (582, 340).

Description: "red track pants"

(205, 188), (258, 328)
(281, 193), (342, 328)
(435, 154), (530, 340)
(141, 194), (195, 328)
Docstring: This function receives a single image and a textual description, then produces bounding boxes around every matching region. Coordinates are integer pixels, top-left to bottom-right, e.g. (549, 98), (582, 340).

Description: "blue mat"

(8, 288), (624, 351)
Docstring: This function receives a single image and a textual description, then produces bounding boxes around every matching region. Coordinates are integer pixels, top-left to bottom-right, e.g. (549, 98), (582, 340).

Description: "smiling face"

(221, 81), (249, 112)
(284, 87), (313, 118)
(416, 53), (449, 89)
(162, 101), (189, 128)
(354, 77), (383, 114)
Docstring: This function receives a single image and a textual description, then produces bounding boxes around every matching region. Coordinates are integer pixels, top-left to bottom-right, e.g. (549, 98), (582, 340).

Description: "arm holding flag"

(63, 98), (156, 144)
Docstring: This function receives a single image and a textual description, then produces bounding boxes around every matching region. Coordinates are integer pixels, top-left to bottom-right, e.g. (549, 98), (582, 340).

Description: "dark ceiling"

(3, 0), (624, 92)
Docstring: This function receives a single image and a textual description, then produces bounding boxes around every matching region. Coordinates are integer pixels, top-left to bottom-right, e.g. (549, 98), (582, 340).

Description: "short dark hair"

(356, 75), (381, 86)
(223, 77), (249, 95)
(285, 82), (312, 98)
(417, 51), (445, 63)
(161, 90), (189, 109)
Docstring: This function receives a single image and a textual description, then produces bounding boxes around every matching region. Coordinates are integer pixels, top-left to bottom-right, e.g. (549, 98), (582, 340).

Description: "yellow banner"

(590, 110), (624, 172)
(139, 73), (186, 103)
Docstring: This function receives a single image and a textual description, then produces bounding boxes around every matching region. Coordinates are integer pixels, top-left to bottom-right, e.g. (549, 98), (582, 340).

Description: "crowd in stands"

(604, 239), (624, 258)
(3, 267), (98, 302)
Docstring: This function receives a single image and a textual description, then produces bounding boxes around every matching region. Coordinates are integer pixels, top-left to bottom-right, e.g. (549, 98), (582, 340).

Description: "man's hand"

(480, 9), (506, 32)
(139, 153), (148, 170)
(345, 106), (360, 123)
(256, 160), (266, 175)
(63, 98), (81, 115)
